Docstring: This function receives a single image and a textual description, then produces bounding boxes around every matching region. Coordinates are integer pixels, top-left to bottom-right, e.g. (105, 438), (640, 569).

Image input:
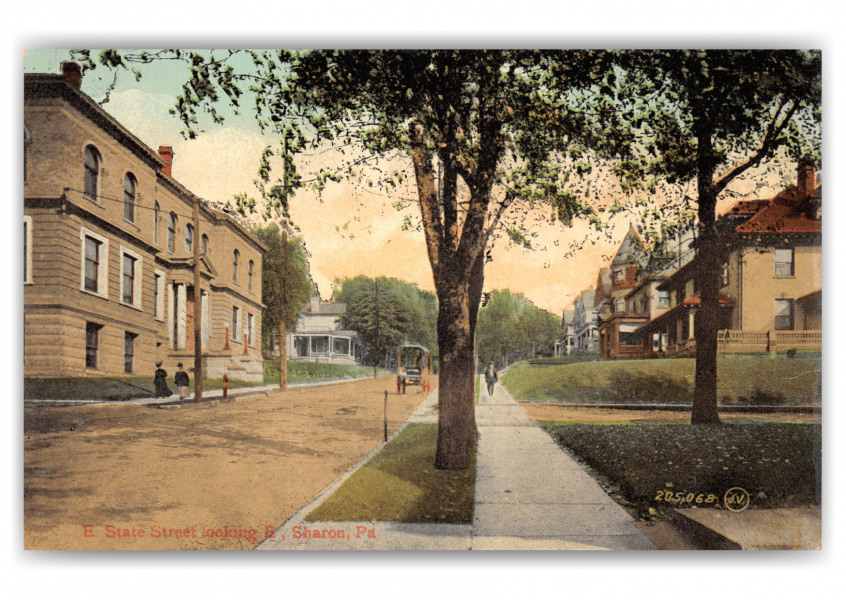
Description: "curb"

(669, 510), (742, 550)
(255, 388), (440, 550)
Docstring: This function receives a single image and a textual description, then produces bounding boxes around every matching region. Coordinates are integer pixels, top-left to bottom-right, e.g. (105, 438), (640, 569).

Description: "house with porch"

(639, 160), (821, 356)
(596, 224), (650, 359)
(554, 308), (576, 356)
(285, 296), (364, 365)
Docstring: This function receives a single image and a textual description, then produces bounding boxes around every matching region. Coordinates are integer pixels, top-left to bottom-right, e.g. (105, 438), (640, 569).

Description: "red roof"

(680, 294), (735, 307)
(733, 184), (822, 234)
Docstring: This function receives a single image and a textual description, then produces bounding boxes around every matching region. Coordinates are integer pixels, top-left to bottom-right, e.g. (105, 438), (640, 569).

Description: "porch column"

(688, 309), (696, 340)
(201, 290), (210, 349)
(176, 283), (187, 349)
(167, 283), (175, 349)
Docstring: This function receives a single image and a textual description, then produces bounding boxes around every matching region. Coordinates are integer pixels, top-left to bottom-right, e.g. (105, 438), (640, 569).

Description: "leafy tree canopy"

(335, 276), (438, 365)
(252, 223), (315, 347)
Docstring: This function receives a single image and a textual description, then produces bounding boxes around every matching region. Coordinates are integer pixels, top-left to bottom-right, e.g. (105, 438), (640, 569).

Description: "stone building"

(24, 63), (266, 381)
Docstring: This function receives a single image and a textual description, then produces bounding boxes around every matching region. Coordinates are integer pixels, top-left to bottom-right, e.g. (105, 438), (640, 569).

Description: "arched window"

(185, 223), (194, 253)
(167, 213), (176, 253)
(248, 260), (254, 292)
(123, 173), (137, 222)
(153, 202), (160, 244)
(232, 250), (239, 283)
(201, 234), (209, 254)
(84, 145), (100, 199)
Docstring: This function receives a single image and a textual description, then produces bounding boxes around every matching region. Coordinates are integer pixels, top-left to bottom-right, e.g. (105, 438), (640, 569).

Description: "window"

(85, 322), (102, 369)
(657, 290), (670, 308)
(24, 126), (31, 183)
(153, 202), (160, 245)
(24, 216), (33, 284)
(122, 254), (136, 304)
(247, 313), (255, 346)
(120, 246), (142, 307)
(232, 250), (239, 282)
(775, 248), (794, 276)
(311, 336), (330, 354)
(154, 271), (166, 320)
(232, 306), (241, 339)
(81, 228), (108, 297)
(167, 213), (176, 253)
(185, 223), (194, 253)
(248, 260), (254, 292)
(124, 332), (137, 373)
(618, 323), (642, 346)
(333, 338), (350, 355)
(201, 234), (209, 254)
(721, 262), (730, 286)
(84, 145), (100, 200)
(615, 298), (625, 313)
(123, 173), (137, 222)
(775, 299), (795, 331)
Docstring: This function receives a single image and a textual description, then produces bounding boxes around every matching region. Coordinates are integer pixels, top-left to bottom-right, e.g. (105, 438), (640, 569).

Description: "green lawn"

(23, 375), (266, 401)
(264, 360), (374, 384)
(24, 361), (376, 401)
(503, 353), (821, 405)
(306, 424), (476, 524)
(543, 422), (821, 517)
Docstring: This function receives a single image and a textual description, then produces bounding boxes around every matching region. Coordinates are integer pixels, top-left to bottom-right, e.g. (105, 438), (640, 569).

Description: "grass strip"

(504, 354), (821, 405)
(542, 421), (821, 518)
(306, 423), (475, 523)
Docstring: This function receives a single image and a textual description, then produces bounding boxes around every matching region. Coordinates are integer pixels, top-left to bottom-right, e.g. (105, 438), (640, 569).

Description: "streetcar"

(397, 343), (429, 386)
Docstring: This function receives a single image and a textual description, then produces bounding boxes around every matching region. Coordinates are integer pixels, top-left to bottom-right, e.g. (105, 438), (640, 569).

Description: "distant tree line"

(334, 276), (438, 367)
(475, 290), (560, 368)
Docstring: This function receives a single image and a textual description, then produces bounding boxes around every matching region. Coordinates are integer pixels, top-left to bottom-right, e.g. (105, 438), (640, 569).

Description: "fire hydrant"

(223, 373), (229, 399)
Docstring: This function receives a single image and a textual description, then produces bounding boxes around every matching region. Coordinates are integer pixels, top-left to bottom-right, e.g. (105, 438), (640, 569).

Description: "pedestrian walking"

(484, 363), (498, 397)
(153, 362), (172, 398)
(174, 363), (190, 400)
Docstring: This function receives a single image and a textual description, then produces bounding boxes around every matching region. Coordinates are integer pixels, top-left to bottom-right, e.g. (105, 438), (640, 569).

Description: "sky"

(24, 49), (793, 315)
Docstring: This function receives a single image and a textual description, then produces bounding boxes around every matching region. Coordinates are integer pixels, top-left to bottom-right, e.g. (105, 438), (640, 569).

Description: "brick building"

(24, 63), (266, 381)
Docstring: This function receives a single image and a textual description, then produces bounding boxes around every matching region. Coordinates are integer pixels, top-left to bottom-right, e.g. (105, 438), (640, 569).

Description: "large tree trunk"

(692, 225), (721, 424)
(692, 130), (722, 425)
(434, 260), (481, 470)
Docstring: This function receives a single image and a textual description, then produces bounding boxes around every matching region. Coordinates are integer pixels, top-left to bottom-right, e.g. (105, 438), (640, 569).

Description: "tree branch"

(408, 119), (444, 279)
(712, 97), (798, 196)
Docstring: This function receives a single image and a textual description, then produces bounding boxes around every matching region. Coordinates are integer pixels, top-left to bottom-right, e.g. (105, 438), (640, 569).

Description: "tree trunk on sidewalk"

(434, 252), (484, 470)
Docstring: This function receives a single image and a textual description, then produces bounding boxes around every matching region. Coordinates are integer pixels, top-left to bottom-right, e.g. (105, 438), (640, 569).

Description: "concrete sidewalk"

(24, 374), (375, 408)
(472, 378), (655, 550)
(258, 378), (655, 551)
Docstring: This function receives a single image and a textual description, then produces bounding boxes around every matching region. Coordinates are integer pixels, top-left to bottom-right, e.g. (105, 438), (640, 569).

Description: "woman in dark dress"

(154, 362), (172, 397)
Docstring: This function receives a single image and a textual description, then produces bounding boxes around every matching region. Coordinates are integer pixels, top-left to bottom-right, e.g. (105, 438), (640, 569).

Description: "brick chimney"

(797, 159), (815, 200)
(158, 146), (173, 177)
(61, 62), (82, 89)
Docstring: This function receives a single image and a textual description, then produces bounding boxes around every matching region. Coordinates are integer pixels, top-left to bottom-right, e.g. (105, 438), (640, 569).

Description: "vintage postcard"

(23, 49), (822, 553)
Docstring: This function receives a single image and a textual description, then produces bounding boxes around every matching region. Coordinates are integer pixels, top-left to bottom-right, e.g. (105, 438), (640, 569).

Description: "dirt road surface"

(24, 375), (434, 550)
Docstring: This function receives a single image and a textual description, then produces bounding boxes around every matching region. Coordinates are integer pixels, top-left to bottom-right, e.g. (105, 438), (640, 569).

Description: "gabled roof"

(610, 223), (647, 268)
(733, 184), (822, 234)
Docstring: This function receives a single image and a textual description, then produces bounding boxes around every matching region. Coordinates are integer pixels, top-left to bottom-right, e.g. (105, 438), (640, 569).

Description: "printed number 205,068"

(655, 491), (718, 504)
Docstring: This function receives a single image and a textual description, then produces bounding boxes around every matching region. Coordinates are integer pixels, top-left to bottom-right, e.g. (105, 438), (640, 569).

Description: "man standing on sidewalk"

(174, 363), (190, 400)
(485, 363), (498, 397)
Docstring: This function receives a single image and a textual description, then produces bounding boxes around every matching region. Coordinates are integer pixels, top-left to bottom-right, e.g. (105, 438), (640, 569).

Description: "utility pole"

(279, 131), (289, 391)
(373, 278), (380, 378)
(192, 195), (203, 403)
(280, 227), (288, 391)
